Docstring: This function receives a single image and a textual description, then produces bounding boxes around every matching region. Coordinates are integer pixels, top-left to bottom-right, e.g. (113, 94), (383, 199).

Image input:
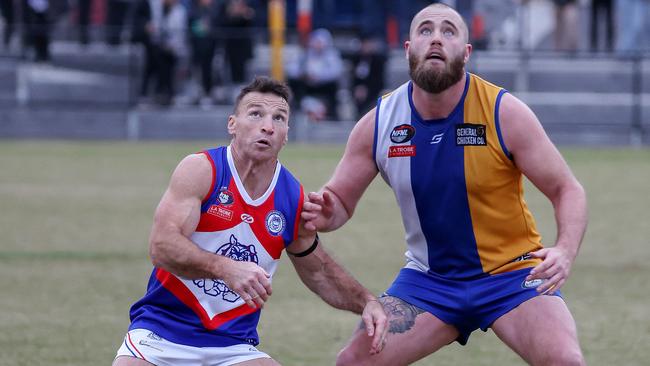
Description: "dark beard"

(409, 53), (465, 94)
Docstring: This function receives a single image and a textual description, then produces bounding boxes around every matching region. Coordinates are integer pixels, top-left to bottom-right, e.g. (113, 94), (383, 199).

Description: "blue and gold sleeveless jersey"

(374, 73), (543, 280)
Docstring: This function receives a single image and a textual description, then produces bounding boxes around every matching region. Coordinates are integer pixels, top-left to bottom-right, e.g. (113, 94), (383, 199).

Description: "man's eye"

(420, 28), (432, 36)
(443, 29), (454, 37)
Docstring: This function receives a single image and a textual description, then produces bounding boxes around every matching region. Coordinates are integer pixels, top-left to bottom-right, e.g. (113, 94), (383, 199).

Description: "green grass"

(0, 141), (648, 365)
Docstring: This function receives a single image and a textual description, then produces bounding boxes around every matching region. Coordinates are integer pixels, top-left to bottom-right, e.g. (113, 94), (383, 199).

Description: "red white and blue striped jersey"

(129, 145), (304, 347)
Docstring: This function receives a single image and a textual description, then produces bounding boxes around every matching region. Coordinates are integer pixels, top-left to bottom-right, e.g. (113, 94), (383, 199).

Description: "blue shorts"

(385, 267), (562, 345)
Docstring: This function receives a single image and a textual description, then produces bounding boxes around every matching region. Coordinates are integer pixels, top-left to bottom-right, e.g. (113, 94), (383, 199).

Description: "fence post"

(630, 53), (643, 147)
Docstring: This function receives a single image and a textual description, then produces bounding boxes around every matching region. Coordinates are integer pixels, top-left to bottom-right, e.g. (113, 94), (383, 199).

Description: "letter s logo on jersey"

(390, 124), (416, 143)
(430, 133), (444, 144)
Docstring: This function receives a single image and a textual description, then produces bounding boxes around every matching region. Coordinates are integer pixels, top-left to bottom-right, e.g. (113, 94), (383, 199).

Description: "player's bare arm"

(149, 153), (272, 308)
(499, 93), (588, 293)
(302, 109), (379, 232)
(286, 220), (388, 354)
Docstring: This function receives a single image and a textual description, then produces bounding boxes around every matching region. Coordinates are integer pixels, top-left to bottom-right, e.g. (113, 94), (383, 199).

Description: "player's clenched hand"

(301, 191), (335, 231)
(362, 299), (388, 355)
(526, 247), (574, 294)
(221, 260), (272, 308)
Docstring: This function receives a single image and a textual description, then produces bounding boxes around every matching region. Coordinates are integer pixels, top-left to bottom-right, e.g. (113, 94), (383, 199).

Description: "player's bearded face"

(408, 47), (465, 94)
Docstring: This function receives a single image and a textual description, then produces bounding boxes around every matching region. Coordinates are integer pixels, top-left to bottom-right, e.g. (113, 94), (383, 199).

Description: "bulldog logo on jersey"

(390, 124), (416, 143)
(217, 187), (235, 205)
(193, 234), (259, 302)
(265, 210), (286, 236)
(455, 123), (487, 146)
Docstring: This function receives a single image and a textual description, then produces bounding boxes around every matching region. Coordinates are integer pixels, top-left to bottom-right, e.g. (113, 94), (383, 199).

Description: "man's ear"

(404, 40), (411, 60)
(227, 115), (236, 136)
(463, 43), (472, 64)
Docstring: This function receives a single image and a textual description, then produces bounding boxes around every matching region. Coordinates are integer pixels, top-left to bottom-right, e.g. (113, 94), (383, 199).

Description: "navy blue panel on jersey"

(129, 271), (261, 347)
(406, 78), (484, 279)
(273, 167), (302, 246)
(201, 147), (233, 213)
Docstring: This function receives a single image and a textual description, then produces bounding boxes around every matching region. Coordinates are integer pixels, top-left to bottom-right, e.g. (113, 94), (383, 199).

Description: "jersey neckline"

(226, 145), (281, 207)
(407, 71), (471, 126)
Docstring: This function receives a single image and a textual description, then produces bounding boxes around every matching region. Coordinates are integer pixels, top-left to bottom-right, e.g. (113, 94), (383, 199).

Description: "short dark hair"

(234, 76), (292, 113)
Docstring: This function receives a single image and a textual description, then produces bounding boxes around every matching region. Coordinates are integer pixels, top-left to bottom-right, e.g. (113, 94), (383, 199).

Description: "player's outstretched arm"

(286, 224), (387, 354)
(149, 154), (271, 308)
(499, 93), (588, 293)
(302, 109), (379, 232)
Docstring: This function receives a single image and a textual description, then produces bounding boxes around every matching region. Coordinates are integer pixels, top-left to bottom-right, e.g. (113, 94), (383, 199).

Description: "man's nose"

(430, 29), (443, 45)
(261, 117), (274, 134)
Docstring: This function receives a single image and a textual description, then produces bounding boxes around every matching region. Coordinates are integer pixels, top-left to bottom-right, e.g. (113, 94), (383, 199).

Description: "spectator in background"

(154, 0), (188, 105)
(351, 34), (387, 118)
(131, 0), (157, 101)
(189, 0), (221, 106)
(591, 0), (614, 51)
(76, 0), (91, 45)
(553, 0), (579, 52)
(616, 0), (649, 54)
(131, 0), (187, 106)
(219, 0), (255, 88)
(287, 28), (343, 121)
(1, 0), (15, 48)
(106, 0), (131, 45)
(22, 0), (51, 61)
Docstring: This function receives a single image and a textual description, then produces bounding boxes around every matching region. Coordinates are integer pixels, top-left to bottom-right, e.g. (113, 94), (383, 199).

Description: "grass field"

(0, 141), (648, 365)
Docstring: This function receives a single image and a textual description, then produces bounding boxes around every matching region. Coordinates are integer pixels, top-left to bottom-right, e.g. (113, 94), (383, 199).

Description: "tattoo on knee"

(379, 296), (425, 334)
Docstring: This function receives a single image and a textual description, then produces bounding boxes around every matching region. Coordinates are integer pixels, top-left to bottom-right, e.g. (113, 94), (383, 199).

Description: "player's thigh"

(112, 356), (155, 366)
(233, 357), (280, 366)
(337, 296), (459, 366)
(491, 295), (585, 366)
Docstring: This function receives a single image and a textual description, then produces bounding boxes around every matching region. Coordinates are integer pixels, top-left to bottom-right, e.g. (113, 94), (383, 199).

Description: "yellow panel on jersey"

(462, 74), (543, 274)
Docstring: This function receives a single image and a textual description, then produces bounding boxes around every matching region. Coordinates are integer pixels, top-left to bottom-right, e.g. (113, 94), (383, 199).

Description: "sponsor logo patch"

(522, 278), (545, 289)
(511, 253), (532, 263)
(240, 213), (254, 224)
(146, 332), (162, 341)
(455, 123), (487, 146)
(388, 145), (416, 158)
(265, 210), (286, 236)
(208, 205), (233, 221)
(390, 124), (416, 143)
(217, 187), (235, 205)
(138, 340), (163, 352)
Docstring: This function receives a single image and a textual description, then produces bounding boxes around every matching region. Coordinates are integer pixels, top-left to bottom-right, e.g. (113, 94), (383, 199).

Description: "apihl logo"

(217, 187), (235, 205)
(390, 124), (416, 143)
(265, 210), (286, 236)
(193, 234), (259, 302)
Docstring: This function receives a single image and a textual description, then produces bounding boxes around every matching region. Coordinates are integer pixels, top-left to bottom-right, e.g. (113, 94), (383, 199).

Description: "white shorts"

(115, 329), (272, 366)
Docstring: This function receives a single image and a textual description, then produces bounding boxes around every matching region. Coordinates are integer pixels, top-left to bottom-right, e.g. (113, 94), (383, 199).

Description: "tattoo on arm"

(357, 296), (425, 334)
